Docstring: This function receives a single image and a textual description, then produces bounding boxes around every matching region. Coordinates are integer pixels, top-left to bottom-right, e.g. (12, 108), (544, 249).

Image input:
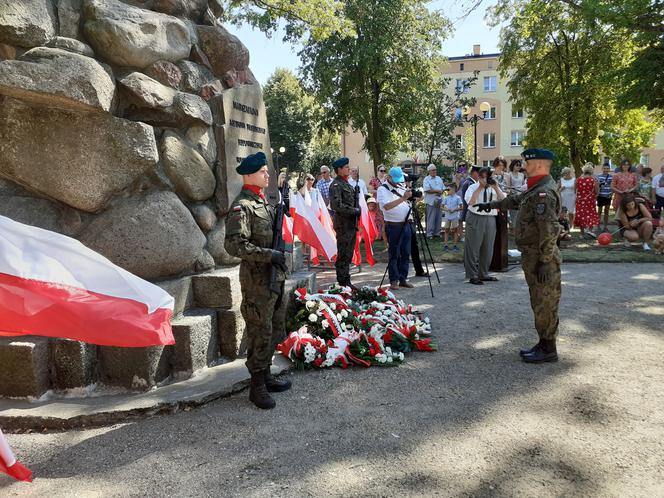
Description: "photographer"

(464, 167), (505, 285)
(377, 167), (415, 290)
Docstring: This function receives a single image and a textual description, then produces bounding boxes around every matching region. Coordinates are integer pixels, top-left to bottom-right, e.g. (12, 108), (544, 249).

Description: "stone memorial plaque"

(210, 85), (274, 214)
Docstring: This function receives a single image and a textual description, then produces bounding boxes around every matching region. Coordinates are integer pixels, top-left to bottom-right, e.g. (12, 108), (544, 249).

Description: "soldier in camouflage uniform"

(225, 151), (292, 409)
(476, 148), (561, 363)
(329, 157), (361, 290)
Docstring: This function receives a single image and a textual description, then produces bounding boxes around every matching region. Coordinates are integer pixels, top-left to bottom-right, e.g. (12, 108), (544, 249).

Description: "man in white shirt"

(464, 167), (505, 285)
(377, 166), (414, 290)
(423, 163), (445, 239)
(653, 164), (664, 214)
(348, 166), (368, 196)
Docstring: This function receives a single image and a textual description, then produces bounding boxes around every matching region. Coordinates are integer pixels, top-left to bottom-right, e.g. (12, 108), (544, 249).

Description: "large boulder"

(0, 96), (158, 213)
(196, 25), (249, 78)
(118, 72), (212, 127)
(144, 60), (182, 89)
(79, 191), (206, 279)
(0, 195), (62, 232)
(0, 0), (57, 48)
(82, 0), (192, 68)
(177, 60), (214, 94)
(185, 125), (217, 165)
(46, 37), (95, 57)
(0, 47), (115, 113)
(160, 131), (216, 201)
(150, 0), (208, 21)
(57, 0), (83, 39)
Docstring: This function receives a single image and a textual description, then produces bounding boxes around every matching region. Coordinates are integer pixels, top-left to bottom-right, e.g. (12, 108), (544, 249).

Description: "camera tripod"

(379, 200), (440, 298)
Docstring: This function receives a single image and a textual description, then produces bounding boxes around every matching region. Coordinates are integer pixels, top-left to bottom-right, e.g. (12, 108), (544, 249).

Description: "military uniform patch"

(233, 205), (242, 212)
(536, 203), (546, 215)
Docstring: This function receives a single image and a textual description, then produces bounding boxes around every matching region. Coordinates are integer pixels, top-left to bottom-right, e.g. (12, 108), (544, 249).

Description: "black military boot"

(522, 339), (558, 363)
(264, 370), (292, 393)
(519, 341), (541, 357)
(249, 371), (276, 409)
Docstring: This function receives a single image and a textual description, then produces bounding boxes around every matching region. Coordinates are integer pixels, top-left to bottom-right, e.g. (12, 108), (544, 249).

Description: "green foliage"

(263, 68), (319, 171)
(222, 0), (355, 41)
(599, 109), (659, 165)
(302, 129), (340, 175)
(409, 73), (478, 165)
(300, 0), (450, 174)
(490, 0), (657, 175)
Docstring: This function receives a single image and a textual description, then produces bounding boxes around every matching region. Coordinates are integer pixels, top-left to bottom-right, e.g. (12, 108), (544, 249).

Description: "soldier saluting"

(475, 149), (562, 363)
(329, 157), (361, 290)
(225, 151), (292, 409)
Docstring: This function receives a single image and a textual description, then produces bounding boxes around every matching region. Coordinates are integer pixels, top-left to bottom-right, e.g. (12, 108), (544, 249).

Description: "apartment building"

(341, 44), (664, 180)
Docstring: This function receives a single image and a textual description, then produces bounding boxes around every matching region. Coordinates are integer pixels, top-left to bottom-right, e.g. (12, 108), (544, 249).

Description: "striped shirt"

(596, 173), (613, 198)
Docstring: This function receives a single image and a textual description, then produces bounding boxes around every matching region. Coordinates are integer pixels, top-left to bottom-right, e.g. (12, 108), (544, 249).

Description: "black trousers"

(411, 224), (424, 275)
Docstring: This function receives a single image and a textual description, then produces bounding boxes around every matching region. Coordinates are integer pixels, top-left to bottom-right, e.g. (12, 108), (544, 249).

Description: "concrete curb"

(0, 356), (293, 433)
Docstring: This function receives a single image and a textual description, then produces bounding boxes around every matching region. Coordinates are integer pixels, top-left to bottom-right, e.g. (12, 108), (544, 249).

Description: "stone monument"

(0, 0), (300, 398)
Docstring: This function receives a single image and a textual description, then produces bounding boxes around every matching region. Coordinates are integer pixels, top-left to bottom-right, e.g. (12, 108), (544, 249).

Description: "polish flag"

(0, 215), (175, 347)
(282, 213), (294, 244)
(0, 429), (32, 482)
(352, 194), (378, 266)
(290, 191), (337, 263)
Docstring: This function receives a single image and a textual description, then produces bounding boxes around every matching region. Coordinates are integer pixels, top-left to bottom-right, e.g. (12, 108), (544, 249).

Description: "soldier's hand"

(403, 190), (413, 200)
(536, 262), (550, 284)
(270, 250), (288, 271)
(473, 203), (492, 213)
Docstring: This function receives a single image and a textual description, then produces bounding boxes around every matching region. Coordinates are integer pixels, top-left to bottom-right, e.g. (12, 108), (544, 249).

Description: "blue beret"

(522, 148), (555, 161)
(236, 152), (267, 175)
(331, 157), (349, 170)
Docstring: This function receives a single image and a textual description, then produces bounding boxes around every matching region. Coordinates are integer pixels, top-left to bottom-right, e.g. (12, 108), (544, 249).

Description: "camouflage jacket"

(492, 175), (561, 263)
(329, 177), (358, 229)
(225, 188), (286, 284)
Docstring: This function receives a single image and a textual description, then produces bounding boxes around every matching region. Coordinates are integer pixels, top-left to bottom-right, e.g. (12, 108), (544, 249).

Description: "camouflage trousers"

(240, 279), (286, 374)
(335, 226), (357, 286)
(521, 253), (561, 341)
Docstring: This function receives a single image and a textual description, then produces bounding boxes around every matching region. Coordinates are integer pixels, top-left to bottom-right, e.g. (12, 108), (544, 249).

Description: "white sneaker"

(643, 242), (652, 251)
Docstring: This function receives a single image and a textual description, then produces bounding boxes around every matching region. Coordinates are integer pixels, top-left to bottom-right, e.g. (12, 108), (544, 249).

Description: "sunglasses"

(306, 178), (314, 181)
(378, 169), (386, 173)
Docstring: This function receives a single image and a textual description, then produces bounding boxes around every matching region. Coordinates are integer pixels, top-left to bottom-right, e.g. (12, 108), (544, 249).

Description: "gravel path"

(2, 263), (663, 497)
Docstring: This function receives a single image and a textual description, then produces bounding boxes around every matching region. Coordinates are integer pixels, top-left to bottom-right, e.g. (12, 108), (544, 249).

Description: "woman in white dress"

(505, 159), (526, 228)
(558, 167), (577, 228)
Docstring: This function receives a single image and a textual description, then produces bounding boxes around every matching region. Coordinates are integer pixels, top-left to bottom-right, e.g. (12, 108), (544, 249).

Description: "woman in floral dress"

(611, 159), (638, 211)
(574, 163), (600, 237)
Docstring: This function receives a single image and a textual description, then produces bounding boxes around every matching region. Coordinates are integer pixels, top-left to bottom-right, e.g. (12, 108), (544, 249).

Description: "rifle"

(269, 165), (292, 295)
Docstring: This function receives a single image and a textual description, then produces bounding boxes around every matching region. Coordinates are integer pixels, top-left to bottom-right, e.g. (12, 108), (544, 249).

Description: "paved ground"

(2, 263), (663, 497)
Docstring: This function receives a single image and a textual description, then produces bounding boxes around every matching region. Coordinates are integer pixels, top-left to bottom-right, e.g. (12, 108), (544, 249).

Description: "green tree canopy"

(491, 0), (658, 174)
(263, 68), (320, 171)
(300, 0), (450, 174)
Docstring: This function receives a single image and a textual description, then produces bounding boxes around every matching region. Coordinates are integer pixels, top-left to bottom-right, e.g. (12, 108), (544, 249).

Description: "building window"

(488, 61), (494, 69)
(511, 130), (525, 147)
(460, 63), (465, 71)
(486, 106), (497, 119)
(455, 134), (463, 149)
(512, 108), (524, 118)
(483, 76), (497, 92)
(640, 154), (649, 166)
(483, 160), (493, 168)
(456, 78), (470, 94)
(483, 133), (496, 148)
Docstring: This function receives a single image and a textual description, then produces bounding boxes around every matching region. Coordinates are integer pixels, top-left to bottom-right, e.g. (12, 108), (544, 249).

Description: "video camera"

(405, 173), (423, 199)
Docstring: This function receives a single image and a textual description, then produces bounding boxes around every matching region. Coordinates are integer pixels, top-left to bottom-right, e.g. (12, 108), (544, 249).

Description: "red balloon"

(597, 233), (612, 246)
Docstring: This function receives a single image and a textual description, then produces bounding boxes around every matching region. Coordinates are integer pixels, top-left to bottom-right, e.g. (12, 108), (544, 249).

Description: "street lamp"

(462, 101), (491, 166)
(271, 146), (287, 170)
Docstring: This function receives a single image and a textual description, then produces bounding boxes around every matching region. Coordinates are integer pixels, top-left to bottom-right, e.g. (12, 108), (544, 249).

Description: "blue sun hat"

(388, 166), (405, 183)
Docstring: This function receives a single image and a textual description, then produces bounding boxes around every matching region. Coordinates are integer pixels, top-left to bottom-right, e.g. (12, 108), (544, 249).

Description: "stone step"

(50, 339), (97, 390)
(0, 337), (51, 398)
(171, 310), (218, 374)
(192, 266), (241, 309)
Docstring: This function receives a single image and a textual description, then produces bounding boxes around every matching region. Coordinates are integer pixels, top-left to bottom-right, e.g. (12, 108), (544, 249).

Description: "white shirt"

(653, 173), (664, 197)
(377, 183), (412, 222)
(348, 177), (368, 196)
(464, 182), (503, 216)
(423, 175), (445, 206)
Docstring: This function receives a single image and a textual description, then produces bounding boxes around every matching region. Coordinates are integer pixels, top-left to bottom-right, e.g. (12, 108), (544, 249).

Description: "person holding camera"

(329, 157), (361, 290)
(377, 166), (415, 290)
(464, 167), (506, 285)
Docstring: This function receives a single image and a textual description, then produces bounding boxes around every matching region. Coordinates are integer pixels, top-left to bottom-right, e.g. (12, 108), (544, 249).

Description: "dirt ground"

(2, 263), (663, 497)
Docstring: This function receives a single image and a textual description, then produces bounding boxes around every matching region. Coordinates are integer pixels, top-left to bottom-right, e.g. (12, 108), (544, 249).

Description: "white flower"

(424, 317), (430, 324)
(385, 346), (392, 355)
(308, 313), (318, 323)
(305, 301), (316, 310)
(387, 356), (393, 363)
(329, 303), (337, 311)
(398, 352), (405, 361)
(341, 310), (349, 318)
(321, 320), (329, 328)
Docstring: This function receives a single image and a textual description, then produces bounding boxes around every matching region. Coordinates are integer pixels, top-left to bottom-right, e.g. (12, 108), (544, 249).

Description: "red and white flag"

(0, 429), (32, 482)
(0, 215), (175, 347)
(289, 191), (337, 263)
(352, 194), (378, 266)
